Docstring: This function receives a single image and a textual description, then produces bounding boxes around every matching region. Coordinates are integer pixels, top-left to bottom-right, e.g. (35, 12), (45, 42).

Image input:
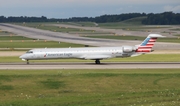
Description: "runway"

(0, 62), (180, 69)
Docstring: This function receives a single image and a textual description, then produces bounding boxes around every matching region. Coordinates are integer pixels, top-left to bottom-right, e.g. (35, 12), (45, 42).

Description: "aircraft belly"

(83, 55), (112, 60)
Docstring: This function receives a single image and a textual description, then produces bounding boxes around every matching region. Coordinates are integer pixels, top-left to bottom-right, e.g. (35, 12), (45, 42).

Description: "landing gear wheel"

(95, 60), (100, 64)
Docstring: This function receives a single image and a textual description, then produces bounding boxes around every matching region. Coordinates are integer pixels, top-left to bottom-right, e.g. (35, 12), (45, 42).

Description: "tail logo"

(136, 36), (157, 52)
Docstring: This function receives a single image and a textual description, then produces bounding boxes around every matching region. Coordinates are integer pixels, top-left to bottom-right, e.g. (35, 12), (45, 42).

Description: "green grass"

(1, 54), (180, 63)
(0, 30), (14, 36)
(0, 41), (86, 48)
(0, 36), (87, 48)
(63, 22), (97, 27)
(85, 35), (180, 43)
(40, 79), (65, 89)
(174, 34), (180, 36)
(0, 36), (33, 40)
(170, 28), (180, 31)
(98, 21), (169, 30)
(97, 17), (145, 28)
(96, 17), (169, 31)
(73, 22), (97, 27)
(0, 69), (180, 105)
(121, 16), (147, 25)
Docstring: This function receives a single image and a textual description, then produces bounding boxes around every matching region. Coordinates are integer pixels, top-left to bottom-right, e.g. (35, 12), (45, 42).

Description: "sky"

(0, 0), (180, 18)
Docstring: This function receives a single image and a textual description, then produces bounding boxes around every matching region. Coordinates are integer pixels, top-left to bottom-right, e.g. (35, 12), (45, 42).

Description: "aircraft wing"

(82, 55), (112, 60)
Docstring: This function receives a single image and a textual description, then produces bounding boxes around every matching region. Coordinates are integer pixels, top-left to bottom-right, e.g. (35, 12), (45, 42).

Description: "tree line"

(142, 12), (180, 25)
(0, 12), (180, 25)
(0, 16), (48, 22)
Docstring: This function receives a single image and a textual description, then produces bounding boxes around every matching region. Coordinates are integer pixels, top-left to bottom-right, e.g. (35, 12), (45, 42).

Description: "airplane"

(19, 34), (165, 64)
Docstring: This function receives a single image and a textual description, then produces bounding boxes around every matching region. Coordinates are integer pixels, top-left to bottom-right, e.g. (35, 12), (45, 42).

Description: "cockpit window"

(26, 51), (33, 53)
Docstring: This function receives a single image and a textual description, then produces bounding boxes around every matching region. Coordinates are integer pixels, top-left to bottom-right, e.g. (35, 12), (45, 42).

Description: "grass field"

(170, 28), (180, 31)
(0, 30), (14, 36)
(0, 41), (86, 48)
(97, 17), (170, 31)
(0, 69), (180, 106)
(1, 54), (180, 63)
(0, 36), (33, 40)
(0, 36), (87, 49)
(64, 22), (97, 27)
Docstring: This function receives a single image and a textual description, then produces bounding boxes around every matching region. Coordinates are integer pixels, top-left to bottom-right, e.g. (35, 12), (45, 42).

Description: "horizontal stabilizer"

(147, 34), (165, 38)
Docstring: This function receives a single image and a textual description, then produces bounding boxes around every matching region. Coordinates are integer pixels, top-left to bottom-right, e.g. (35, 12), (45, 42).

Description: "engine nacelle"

(122, 46), (136, 53)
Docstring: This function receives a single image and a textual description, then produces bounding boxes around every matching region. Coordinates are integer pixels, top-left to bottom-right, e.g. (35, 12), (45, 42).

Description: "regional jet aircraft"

(19, 34), (164, 64)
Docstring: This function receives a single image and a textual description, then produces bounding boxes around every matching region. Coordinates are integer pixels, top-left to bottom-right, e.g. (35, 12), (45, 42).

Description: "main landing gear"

(95, 59), (100, 64)
(26, 60), (29, 64)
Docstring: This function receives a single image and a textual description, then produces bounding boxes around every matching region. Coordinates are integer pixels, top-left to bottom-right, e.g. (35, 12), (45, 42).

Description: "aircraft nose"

(19, 55), (23, 59)
(19, 54), (26, 59)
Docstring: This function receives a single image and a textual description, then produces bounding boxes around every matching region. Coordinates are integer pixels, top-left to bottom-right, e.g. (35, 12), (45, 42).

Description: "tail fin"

(136, 34), (165, 53)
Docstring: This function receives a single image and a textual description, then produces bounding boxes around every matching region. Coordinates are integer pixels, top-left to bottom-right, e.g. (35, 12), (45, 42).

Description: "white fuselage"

(20, 47), (135, 60)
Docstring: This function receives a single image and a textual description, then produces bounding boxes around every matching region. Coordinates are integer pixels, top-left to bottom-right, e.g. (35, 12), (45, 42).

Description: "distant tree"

(0, 16), (6, 22)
